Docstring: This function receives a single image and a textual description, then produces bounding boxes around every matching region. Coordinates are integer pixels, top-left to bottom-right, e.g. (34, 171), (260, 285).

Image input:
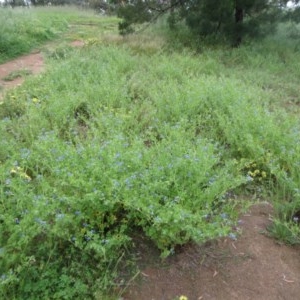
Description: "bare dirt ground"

(0, 51), (44, 95)
(0, 47), (300, 300)
(123, 203), (300, 300)
(0, 40), (83, 99)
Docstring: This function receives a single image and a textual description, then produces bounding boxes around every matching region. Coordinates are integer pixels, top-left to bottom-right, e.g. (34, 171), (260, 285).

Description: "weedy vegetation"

(0, 6), (119, 63)
(0, 7), (66, 63)
(0, 6), (300, 300)
(3, 69), (32, 82)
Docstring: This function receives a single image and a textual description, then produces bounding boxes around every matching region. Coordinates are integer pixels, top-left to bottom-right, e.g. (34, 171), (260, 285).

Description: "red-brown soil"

(1, 48), (300, 300)
(0, 51), (44, 95)
(0, 40), (84, 99)
(123, 203), (300, 300)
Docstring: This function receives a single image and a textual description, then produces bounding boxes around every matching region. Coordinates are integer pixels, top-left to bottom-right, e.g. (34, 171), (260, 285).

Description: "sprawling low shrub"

(1, 18), (300, 298)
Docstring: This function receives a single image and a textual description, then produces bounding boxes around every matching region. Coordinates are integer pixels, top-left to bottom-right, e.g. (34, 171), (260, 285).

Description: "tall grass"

(0, 6), (118, 63)
(0, 8), (61, 62)
(1, 9), (300, 299)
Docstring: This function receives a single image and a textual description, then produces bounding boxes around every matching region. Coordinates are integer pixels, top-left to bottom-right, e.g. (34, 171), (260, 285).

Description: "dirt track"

(0, 40), (83, 99)
(124, 203), (300, 300)
(0, 52), (44, 96)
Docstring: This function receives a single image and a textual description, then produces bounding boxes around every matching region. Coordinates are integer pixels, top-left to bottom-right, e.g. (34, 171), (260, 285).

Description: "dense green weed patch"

(1, 13), (300, 299)
(0, 7), (65, 62)
(0, 6), (117, 63)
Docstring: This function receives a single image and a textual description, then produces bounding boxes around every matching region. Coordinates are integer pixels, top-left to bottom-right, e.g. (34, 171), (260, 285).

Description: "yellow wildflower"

(10, 168), (18, 174)
(179, 296), (188, 300)
(20, 173), (31, 181)
(10, 166), (31, 181)
(248, 171), (254, 177)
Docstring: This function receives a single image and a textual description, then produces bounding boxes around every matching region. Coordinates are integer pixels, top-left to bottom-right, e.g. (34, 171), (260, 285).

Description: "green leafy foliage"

(0, 44), (249, 298)
(1, 7), (300, 299)
(0, 7), (69, 63)
(117, 0), (299, 44)
(181, 0), (279, 42)
(117, 0), (153, 35)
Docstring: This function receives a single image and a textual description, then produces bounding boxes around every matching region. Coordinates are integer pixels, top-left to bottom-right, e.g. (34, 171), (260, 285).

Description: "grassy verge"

(0, 9), (300, 299)
(0, 6), (119, 63)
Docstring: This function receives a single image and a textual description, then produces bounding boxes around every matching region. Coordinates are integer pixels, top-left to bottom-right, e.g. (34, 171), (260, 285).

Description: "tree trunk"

(234, 7), (243, 47)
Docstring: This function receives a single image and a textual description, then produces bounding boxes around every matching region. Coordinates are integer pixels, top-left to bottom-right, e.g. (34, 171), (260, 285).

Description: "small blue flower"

(35, 218), (47, 226)
(20, 148), (31, 159)
(56, 155), (65, 162)
(0, 274), (7, 281)
(33, 195), (42, 201)
(246, 175), (254, 182)
(154, 216), (162, 223)
(208, 177), (216, 185)
(228, 233), (237, 241)
(36, 174), (43, 181)
(56, 214), (65, 220)
(84, 235), (91, 242)
(173, 196), (180, 203)
(2, 117), (10, 122)
(294, 188), (300, 194)
(220, 213), (228, 219)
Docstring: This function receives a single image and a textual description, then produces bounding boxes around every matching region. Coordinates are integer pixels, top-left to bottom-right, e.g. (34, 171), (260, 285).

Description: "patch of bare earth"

(123, 203), (300, 300)
(0, 40), (85, 99)
(70, 40), (85, 47)
(0, 51), (44, 95)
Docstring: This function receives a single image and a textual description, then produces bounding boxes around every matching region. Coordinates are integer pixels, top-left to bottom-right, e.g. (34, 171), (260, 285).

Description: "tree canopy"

(117, 0), (300, 45)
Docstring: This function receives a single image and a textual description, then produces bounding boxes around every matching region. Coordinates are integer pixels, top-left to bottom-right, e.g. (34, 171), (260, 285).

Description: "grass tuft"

(3, 69), (32, 81)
